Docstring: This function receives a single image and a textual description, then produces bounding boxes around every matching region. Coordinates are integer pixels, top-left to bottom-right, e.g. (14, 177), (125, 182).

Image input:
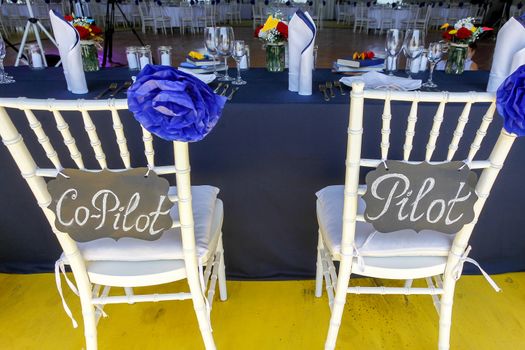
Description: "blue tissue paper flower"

(128, 65), (227, 142)
(497, 65), (525, 137)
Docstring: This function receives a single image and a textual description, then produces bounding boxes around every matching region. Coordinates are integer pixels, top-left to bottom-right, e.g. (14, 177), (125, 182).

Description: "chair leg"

(77, 276), (98, 350)
(438, 275), (457, 350)
(324, 257), (353, 350)
(217, 235), (228, 301)
(315, 232), (324, 298)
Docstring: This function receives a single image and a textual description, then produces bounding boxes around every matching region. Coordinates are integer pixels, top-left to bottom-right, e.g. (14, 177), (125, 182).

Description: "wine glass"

(403, 29), (424, 79)
(215, 26), (234, 82)
(422, 42), (443, 89)
(0, 35), (15, 84)
(204, 27), (222, 78)
(385, 29), (404, 76)
(231, 40), (247, 86)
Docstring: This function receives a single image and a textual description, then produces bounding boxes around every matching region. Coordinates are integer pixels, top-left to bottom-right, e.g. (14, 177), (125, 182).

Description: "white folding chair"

(179, 4), (195, 35)
(0, 98), (228, 350)
(316, 82), (518, 350)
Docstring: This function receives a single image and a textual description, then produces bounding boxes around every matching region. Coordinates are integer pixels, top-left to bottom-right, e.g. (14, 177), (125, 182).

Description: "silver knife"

(227, 87), (239, 101)
(213, 82), (224, 94)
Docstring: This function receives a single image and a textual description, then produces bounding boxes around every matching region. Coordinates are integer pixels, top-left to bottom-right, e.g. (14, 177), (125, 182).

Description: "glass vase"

(265, 43), (285, 73)
(80, 40), (100, 72)
(445, 43), (468, 75)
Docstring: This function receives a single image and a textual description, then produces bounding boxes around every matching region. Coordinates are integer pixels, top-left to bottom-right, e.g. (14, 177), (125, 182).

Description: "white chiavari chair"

(252, 2), (264, 29)
(225, 0), (242, 24)
(197, 4), (217, 30)
(150, 1), (173, 35)
(378, 6), (395, 33)
(316, 82), (517, 350)
(0, 98), (228, 350)
(179, 3), (196, 35)
(400, 4), (420, 30)
(137, 1), (156, 34)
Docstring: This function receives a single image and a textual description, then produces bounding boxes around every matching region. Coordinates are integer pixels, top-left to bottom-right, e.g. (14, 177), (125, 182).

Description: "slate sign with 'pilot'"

(362, 161), (478, 234)
(47, 168), (174, 242)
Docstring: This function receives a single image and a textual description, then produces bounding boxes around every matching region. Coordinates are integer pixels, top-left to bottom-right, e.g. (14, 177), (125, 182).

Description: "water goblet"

(403, 29), (424, 79)
(422, 42), (444, 89)
(0, 35), (15, 84)
(385, 29), (404, 76)
(204, 27), (222, 78)
(215, 26), (234, 82)
(231, 40), (247, 86)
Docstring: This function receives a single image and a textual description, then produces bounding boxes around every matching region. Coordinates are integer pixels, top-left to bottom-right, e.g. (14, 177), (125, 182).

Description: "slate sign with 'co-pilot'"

(47, 168), (174, 242)
(362, 161), (478, 234)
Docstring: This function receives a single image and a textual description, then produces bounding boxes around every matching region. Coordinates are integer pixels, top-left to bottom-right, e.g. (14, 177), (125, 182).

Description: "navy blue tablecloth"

(0, 67), (524, 278)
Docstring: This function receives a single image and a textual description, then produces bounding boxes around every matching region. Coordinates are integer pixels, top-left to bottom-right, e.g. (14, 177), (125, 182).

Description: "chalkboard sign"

(362, 161), (478, 234)
(47, 168), (174, 242)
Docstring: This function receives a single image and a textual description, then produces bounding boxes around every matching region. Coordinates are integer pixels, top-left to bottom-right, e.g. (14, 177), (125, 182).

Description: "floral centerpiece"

(440, 18), (492, 74)
(65, 15), (103, 72)
(254, 16), (288, 72)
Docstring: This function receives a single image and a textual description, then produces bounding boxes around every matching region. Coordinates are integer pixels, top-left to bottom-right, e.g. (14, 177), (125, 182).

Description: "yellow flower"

(189, 51), (205, 60)
(449, 29), (457, 35)
(471, 26), (477, 33)
(261, 16), (279, 32)
(440, 23), (450, 30)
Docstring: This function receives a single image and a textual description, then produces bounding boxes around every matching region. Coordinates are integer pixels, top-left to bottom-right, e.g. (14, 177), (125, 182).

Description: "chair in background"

(197, 4), (217, 31)
(0, 98), (228, 350)
(179, 4), (195, 35)
(377, 6), (395, 34)
(401, 4), (420, 30)
(137, 1), (156, 34)
(316, 82), (517, 350)
(225, 1), (242, 24)
(252, 3), (264, 29)
(149, 2), (173, 35)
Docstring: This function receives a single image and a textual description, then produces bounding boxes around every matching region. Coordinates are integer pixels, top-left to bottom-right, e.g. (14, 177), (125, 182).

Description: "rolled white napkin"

(49, 10), (88, 94)
(510, 48), (525, 76)
(288, 10), (317, 95)
(340, 71), (422, 91)
(487, 17), (525, 92)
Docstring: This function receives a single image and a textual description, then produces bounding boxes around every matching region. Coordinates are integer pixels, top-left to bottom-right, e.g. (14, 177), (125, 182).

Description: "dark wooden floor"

(4, 23), (495, 70)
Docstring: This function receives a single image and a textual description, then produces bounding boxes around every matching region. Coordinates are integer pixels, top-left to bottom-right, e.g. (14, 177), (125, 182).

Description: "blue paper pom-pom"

(128, 65), (227, 142)
(497, 65), (525, 137)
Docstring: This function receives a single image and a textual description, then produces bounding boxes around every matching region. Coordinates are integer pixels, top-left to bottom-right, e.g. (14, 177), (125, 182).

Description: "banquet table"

(0, 67), (524, 279)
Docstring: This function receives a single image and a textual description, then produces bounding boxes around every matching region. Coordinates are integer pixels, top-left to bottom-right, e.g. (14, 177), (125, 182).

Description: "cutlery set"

(214, 82), (240, 101)
(94, 81), (132, 100)
(319, 81), (346, 101)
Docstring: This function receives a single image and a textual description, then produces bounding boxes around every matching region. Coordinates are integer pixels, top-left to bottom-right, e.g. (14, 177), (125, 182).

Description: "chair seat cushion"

(316, 185), (454, 258)
(75, 185), (220, 262)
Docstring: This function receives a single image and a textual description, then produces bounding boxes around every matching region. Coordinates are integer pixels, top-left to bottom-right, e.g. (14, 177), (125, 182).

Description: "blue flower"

(497, 65), (525, 136)
(128, 65), (227, 142)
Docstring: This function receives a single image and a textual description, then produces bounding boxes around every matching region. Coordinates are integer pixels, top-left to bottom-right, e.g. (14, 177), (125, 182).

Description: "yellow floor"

(0, 273), (524, 350)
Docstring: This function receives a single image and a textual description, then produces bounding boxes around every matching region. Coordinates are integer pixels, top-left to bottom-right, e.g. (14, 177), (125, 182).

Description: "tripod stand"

(102, 0), (147, 67)
(14, 0), (59, 67)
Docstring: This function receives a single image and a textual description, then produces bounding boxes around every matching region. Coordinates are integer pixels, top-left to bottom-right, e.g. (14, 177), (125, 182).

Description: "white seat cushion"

(316, 185), (454, 258)
(75, 185), (220, 262)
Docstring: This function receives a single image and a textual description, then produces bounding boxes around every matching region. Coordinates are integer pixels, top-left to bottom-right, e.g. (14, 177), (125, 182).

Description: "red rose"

(442, 30), (453, 41)
(254, 25), (263, 38)
(276, 22), (288, 39)
(64, 15), (74, 22)
(365, 51), (375, 59)
(74, 25), (90, 40)
(91, 25), (103, 36)
(456, 27), (472, 40)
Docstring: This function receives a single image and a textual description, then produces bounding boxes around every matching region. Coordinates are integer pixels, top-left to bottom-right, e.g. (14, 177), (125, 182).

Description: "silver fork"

(227, 87), (239, 101)
(213, 82), (224, 94)
(95, 83), (118, 100)
(326, 81), (335, 98)
(220, 84), (230, 96)
(110, 81), (132, 97)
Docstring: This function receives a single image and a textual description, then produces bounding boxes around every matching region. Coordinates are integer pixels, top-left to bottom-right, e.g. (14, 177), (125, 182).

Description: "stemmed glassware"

(422, 41), (443, 89)
(403, 29), (424, 79)
(204, 27), (222, 78)
(0, 35), (15, 84)
(385, 29), (404, 76)
(215, 26), (234, 82)
(231, 40), (247, 86)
